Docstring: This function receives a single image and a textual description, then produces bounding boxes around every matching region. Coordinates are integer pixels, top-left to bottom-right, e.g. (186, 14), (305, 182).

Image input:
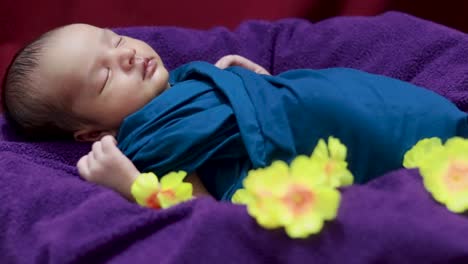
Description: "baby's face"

(40, 24), (169, 132)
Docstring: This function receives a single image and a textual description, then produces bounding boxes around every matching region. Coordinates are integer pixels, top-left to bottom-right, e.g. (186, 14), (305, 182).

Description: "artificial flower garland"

(130, 136), (468, 239)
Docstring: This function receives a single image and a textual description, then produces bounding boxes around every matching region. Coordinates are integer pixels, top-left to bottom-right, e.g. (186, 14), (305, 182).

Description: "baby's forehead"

(38, 48), (86, 97)
(63, 23), (102, 34)
(43, 24), (102, 73)
(39, 24), (109, 101)
(50, 24), (103, 47)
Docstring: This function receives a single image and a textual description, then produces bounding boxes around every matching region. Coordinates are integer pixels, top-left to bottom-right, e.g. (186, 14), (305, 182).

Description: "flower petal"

(328, 136), (347, 160)
(314, 187), (341, 220)
(310, 139), (329, 161)
(446, 193), (468, 213)
(158, 182), (193, 209)
(339, 169), (354, 187)
(270, 161), (289, 176)
(174, 182), (193, 201)
(403, 137), (443, 168)
(445, 137), (468, 152)
(247, 198), (283, 229)
(290, 155), (323, 186)
(244, 163), (289, 196)
(160, 171), (187, 190)
(232, 188), (254, 205)
(284, 212), (324, 238)
(131, 172), (160, 207)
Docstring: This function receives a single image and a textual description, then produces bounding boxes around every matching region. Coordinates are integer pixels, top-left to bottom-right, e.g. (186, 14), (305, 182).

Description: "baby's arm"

(77, 135), (210, 202)
(215, 55), (270, 75)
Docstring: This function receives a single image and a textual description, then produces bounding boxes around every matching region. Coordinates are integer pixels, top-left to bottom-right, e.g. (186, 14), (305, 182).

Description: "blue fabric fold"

(118, 61), (468, 200)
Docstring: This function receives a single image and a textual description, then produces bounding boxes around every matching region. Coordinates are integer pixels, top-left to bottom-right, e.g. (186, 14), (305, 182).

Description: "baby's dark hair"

(2, 27), (85, 140)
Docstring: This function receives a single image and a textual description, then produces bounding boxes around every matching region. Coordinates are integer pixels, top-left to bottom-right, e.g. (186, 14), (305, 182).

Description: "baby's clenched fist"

(77, 135), (139, 200)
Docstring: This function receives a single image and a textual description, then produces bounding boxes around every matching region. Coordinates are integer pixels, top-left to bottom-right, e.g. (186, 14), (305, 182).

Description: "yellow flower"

(131, 171), (193, 209)
(279, 185), (340, 238)
(309, 137), (353, 188)
(232, 156), (341, 238)
(158, 171), (193, 208)
(403, 137), (443, 168)
(419, 137), (468, 213)
(231, 188), (254, 205)
(242, 161), (292, 229)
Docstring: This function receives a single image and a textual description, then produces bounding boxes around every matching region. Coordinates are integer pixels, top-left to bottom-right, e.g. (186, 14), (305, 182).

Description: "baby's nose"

(117, 48), (136, 70)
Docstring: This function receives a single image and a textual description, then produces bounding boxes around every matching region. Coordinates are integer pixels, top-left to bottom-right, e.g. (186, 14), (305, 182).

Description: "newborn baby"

(3, 23), (467, 203)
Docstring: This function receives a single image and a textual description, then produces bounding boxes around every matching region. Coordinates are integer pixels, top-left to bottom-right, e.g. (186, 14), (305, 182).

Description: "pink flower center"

(160, 189), (176, 200)
(282, 185), (315, 215)
(444, 160), (468, 192)
(325, 161), (335, 175)
(145, 189), (177, 209)
(146, 192), (161, 209)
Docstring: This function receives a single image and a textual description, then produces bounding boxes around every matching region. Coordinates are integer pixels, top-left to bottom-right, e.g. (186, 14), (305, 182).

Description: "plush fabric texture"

(1, 12), (468, 263)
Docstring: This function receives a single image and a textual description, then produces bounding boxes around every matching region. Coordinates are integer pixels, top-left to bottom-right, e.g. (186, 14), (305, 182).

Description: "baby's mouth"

(143, 58), (157, 80)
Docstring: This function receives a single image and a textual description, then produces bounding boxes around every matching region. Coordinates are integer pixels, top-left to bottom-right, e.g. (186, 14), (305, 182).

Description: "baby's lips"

(143, 58), (157, 80)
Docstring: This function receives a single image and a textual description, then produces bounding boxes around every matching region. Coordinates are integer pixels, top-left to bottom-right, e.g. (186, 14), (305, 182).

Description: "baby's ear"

(74, 129), (116, 142)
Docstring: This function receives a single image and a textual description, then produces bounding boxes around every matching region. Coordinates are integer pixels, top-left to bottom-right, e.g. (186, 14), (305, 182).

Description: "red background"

(2, 0), (468, 83)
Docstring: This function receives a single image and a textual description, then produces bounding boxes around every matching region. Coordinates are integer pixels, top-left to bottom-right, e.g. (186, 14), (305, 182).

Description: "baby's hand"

(77, 135), (139, 200)
(215, 54), (270, 75)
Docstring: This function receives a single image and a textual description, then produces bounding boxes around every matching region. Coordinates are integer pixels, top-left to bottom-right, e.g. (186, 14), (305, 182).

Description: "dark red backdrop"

(1, 0), (467, 84)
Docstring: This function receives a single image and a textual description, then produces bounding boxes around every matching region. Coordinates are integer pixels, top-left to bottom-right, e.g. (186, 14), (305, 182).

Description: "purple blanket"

(2, 11), (468, 263)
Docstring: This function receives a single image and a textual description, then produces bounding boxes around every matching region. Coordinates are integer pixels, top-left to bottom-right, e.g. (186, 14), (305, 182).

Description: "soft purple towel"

(1, 11), (468, 263)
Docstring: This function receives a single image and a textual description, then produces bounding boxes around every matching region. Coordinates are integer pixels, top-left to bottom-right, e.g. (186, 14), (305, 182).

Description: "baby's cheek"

(127, 94), (151, 113)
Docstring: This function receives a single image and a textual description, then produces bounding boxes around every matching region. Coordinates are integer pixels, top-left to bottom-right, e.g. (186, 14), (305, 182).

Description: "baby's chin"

(148, 81), (170, 100)
(157, 82), (170, 96)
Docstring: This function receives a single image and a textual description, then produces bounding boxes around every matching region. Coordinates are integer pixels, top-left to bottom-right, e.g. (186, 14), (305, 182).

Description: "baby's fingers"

(92, 141), (104, 159)
(101, 135), (118, 152)
(214, 55), (232, 69)
(103, 135), (117, 145)
(253, 66), (270, 75)
(77, 155), (91, 179)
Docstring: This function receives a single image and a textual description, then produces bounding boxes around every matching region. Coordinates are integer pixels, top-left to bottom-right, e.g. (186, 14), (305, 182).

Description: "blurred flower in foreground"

(310, 137), (353, 188)
(233, 137), (349, 238)
(404, 137), (468, 213)
(131, 171), (193, 209)
(403, 137), (443, 169)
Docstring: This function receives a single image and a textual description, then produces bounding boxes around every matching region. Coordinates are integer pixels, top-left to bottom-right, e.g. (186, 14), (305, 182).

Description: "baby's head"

(3, 24), (169, 141)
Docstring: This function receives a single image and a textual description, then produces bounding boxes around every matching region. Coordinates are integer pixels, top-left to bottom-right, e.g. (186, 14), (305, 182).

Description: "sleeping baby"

(3, 23), (468, 203)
